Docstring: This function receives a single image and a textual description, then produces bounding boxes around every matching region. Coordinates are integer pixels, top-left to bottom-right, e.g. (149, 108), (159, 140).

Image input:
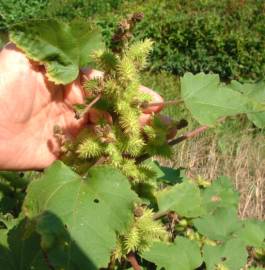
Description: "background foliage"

(1, 0), (264, 81)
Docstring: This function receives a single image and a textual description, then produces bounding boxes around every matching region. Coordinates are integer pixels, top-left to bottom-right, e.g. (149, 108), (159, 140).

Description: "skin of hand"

(0, 43), (164, 170)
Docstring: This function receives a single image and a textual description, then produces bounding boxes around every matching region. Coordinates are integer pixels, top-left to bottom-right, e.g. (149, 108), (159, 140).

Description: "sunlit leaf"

(156, 181), (205, 218)
(193, 208), (240, 241)
(142, 237), (202, 270)
(23, 161), (138, 269)
(203, 239), (248, 270)
(230, 80), (265, 128)
(202, 176), (239, 212)
(181, 72), (263, 125)
(10, 19), (104, 84)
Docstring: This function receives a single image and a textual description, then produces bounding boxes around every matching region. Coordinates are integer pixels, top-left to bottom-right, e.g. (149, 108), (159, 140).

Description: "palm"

(0, 44), (87, 169)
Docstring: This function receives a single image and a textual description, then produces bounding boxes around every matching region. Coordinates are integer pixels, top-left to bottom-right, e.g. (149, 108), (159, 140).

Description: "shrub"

(2, 0), (264, 81)
(0, 0), (123, 30)
(98, 0), (265, 81)
(0, 0), (49, 30)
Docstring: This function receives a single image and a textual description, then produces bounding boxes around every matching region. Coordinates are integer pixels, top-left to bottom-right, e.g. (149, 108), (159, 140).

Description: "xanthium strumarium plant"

(0, 14), (264, 270)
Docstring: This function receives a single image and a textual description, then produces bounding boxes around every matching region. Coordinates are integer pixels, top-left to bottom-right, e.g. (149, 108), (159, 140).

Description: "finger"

(80, 68), (104, 85)
(64, 75), (85, 105)
(139, 114), (178, 139)
(139, 113), (153, 126)
(140, 85), (164, 114)
(81, 69), (163, 114)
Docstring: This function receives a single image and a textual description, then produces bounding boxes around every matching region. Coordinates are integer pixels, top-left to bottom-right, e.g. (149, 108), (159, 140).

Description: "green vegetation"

(1, 0), (264, 81)
(0, 16), (264, 269)
(0, 2), (264, 269)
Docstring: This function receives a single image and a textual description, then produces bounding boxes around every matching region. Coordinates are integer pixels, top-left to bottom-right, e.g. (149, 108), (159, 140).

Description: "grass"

(169, 129), (265, 220)
(142, 71), (265, 220)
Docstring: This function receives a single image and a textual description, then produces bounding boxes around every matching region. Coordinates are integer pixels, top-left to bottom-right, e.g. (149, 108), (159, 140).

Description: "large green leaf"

(23, 161), (138, 269)
(142, 237), (202, 270)
(10, 19), (104, 84)
(235, 220), (265, 248)
(181, 73), (263, 126)
(230, 80), (265, 128)
(193, 208), (240, 241)
(156, 181), (205, 218)
(202, 176), (239, 212)
(203, 239), (248, 270)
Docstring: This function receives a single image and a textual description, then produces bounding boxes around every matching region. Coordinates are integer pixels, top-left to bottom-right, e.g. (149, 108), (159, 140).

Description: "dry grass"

(142, 71), (265, 220)
(163, 131), (265, 220)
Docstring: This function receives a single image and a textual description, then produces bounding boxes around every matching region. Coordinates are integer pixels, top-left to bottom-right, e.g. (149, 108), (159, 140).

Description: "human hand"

(0, 43), (163, 170)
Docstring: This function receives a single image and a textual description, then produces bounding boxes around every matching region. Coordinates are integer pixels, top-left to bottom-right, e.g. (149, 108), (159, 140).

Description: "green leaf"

(0, 229), (14, 269)
(202, 176), (239, 212)
(193, 208), (240, 241)
(235, 219), (265, 248)
(156, 181), (205, 218)
(10, 19), (104, 84)
(181, 73), (262, 126)
(142, 237), (202, 270)
(157, 166), (186, 184)
(0, 219), (48, 270)
(203, 239), (248, 270)
(23, 161), (138, 269)
(230, 80), (265, 128)
(0, 213), (18, 231)
(144, 160), (186, 184)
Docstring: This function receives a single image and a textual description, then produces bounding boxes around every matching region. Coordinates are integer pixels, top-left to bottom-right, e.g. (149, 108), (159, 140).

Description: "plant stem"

(168, 117), (226, 146)
(168, 125), (209, 146)
(75, 94), (102, 119)
(153, 210), (170, 220)
(108, 256), (116, 270)
(42, 250), (55, 270)
(87, 94), (102, 110)
(93, 156), (107, 166)
(141, 99), (183, 109)
(127, 252), (141, 270)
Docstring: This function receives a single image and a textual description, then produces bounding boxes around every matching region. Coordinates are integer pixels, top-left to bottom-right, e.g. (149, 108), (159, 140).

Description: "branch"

(93, 156), (107, 166)
(74, 94), (102, 119)
(141, 99), (183, 109)
(127, 252), (141, 270)
(168, 125), (209, 146)
(168, 117), (226, 146)
(153, 210), (170, 220)
(86, 94), (102, 110)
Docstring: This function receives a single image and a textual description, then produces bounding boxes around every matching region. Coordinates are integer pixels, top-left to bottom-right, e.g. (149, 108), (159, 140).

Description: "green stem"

(153, 210), (170, 220)
(141, 99), (183, 109)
